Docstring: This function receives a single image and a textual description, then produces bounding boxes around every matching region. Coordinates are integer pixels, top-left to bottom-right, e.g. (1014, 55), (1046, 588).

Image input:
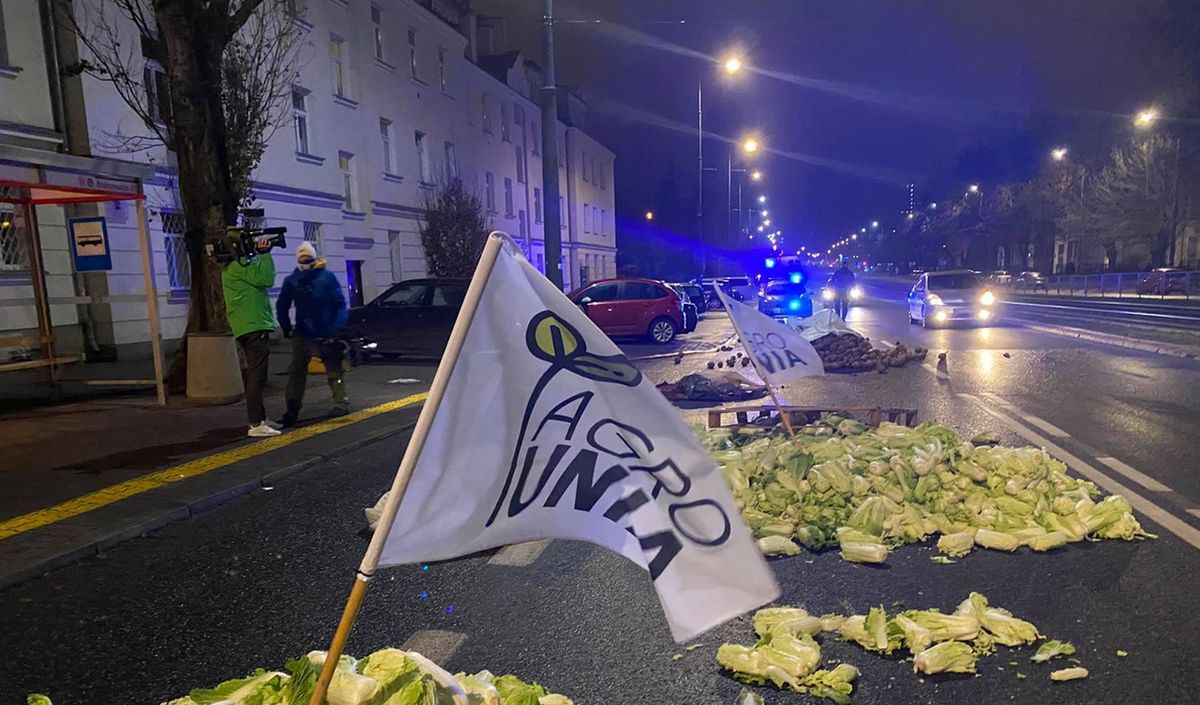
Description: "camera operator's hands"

(254, 236), (272, 253)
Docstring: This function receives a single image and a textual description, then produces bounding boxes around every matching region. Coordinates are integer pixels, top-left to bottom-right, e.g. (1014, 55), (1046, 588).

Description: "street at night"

(4, 0), (1200, 703)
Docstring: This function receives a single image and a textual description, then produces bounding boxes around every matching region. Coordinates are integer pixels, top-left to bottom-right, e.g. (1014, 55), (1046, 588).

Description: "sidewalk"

(0, 351), (435, 588)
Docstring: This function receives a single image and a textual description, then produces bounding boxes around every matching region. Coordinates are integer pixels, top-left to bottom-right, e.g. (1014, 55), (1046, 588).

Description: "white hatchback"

(907, 270), (999, 327)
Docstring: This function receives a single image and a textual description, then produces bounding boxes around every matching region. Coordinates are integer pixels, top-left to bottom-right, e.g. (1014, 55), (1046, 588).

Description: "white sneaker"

(248, 422), (282, 438)
(264, 419), (283, 430)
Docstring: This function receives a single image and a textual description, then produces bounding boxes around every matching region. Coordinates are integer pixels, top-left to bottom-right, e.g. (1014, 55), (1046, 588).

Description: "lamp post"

(698, 54), (745, 263)
(1135, 106), (1183, 266)
(727, 136), (761, 247)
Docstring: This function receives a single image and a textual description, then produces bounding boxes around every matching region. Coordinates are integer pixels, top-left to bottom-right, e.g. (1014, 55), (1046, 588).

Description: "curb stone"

(0, 416), (417, 590)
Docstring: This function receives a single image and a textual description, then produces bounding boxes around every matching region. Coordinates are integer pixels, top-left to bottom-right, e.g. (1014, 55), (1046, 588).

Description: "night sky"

(476, 0), (1189, 251)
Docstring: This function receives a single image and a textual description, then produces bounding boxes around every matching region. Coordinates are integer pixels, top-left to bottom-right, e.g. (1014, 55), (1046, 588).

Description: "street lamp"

(644, 210), (654, 221)
(757, 225), (764, 232)
(1135, 108), (1159, 128)
(968, 184), (979, 194)
(741, 137), (761, 154)
(763, 218), (772, 226)
(1051, 147), (1068, 162)
(871, 220), (879, 228)
(723, 56), (743, 75)
(907, 212), (915, 220)
(851, 234), (858, 240)
(757, 195), (766, 204)
(750, 170), (763, 181)
(860, 227), (866, 233)
(760, 209), (769, 217)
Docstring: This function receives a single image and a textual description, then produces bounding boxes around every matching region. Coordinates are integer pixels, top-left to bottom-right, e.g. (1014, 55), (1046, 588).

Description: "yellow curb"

(0, 393), (428, 540)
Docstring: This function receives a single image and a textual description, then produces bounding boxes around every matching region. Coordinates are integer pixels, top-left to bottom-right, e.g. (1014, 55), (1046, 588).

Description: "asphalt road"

(3, 292), (1200, 704)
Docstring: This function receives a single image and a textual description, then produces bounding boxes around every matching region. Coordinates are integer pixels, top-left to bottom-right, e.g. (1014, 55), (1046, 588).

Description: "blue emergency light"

(788, 299), (801, 311)
(789, 272), (803, 284)
(765, 257), (777, 269)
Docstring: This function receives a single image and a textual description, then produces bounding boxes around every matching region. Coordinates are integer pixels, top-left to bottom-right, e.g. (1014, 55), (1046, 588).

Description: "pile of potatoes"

(811, 334), (927, 373)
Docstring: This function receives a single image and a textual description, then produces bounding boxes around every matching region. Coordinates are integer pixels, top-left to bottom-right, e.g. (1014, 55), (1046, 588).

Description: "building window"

(408, 28), (418, 79)
(504, 178), (514, 217)
(583, 204), (591, 233)
(518, 210), (528, 238)
(602, 209), (609, 235)
(581, 150), (589, 182)
(143, 63), (172, 124)
(380, 118), (394, 174)
(531, 119), (539, 155)
(303, 222), (323, 248)
(371, 5), (384, 61)
(339, 152), (357, 210)
(500, 102), (510, 142)
(0, 205), (30, 271)
(443, 142), (456, 179)
(481, 93), (492, 134)
(330, 36), (348, 98)
(415, 131), (430, 183)
(599, 162), (607, 189)
(515, 144), (526, 184)
(513, 104), (525, 129)
(388, 230), (404, 282)
(160, 210), (190, 290)
(437, 48), (447, 91)
(560, 196), (566, 227)
(291, 87), (312, 154)
(485, 172), (496, 212)
(533, 188), (543, 223)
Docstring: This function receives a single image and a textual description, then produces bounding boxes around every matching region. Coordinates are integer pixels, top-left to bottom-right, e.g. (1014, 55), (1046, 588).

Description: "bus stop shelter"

(0, 145), (166, 405)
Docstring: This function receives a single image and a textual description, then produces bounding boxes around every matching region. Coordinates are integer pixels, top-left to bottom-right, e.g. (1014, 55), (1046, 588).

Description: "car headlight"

(980, 290), (996, 306)
(850, 285), (863, 300)
(822, 288), (835, 301)
(926, 294), (944, 306)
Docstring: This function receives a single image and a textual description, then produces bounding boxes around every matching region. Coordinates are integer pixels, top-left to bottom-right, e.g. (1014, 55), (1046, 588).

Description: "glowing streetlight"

(1135, 108), (1159, 128)
(907, 212), (915, 220)
(860, 227), (866, 233)
(723, 56), (744, 75)
(763, 218), (772, 226)
(644, 210), (654, 221)
(757, 195), (766, 204)
(871, 220), (879, 228)
(760, 209), (769, 217)
(968, 184), (979, 194)
(741, 137), (761, 154)
(851, 234), (858, 240)
(757, 225), (764, 232)
(750, 170), (763, 181)
(930, 202), (938, 209)
(1051, 147), (1068, 162)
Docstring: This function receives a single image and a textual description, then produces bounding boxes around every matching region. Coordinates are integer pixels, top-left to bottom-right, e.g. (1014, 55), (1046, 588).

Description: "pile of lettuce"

(720, 593), (1085, 702)
(29, 649), (572, 705)
(702, 417), (1154, 562)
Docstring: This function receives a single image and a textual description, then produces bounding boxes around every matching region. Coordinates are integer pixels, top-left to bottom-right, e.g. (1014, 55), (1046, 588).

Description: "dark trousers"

(285, 336), (349, 410)
(237, 330), (271, 425)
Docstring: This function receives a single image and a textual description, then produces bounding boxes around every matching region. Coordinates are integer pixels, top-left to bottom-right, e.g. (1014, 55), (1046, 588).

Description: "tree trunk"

(155, 2), (239, 386)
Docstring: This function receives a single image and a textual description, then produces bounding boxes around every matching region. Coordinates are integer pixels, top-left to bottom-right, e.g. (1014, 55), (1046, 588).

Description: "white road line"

(401, 630), (466, 664)
(980, 392), (1070, 438)
(1187, 509), (1200, 520)
(487, 539), (552, 567)
(957, 392), (1200, 550)
(1095, 457), (1174, 493)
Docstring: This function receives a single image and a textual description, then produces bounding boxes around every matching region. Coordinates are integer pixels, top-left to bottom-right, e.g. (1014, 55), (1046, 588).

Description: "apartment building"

(2, 0), (617, 355)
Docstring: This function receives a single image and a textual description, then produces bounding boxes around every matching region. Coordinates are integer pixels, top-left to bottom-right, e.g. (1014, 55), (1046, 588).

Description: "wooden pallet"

(707, 404), (918, 430)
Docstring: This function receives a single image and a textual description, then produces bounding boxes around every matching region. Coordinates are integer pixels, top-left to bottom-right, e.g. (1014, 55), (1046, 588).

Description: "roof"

(478, 51), (522, 83)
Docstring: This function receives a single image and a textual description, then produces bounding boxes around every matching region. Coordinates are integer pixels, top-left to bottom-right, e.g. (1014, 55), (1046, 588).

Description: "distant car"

(908, 270), (999, 327)
(346, 278), (468, 358)
(1137, 268), (1188, 295)
(699, 278), (724, 310)
(568, 277), (685, 344)
(720, 276), (756, 302)
(672, 282), (708, 313)
(1014, 271), (1047, 291)
(668, 284), (699, 332)
(988, 270), (1012, 285)
(758, 279), (814, 318)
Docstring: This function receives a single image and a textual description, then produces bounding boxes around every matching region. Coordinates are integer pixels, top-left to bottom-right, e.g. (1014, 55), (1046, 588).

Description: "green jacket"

(222, 253), (277, 338)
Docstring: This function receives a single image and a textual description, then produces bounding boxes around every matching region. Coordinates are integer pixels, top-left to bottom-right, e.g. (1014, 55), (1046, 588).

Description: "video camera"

(207, 208), (287, 263)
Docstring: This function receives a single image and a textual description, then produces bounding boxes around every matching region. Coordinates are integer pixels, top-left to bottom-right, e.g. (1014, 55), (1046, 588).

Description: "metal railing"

(1006, 270), (1200, 299)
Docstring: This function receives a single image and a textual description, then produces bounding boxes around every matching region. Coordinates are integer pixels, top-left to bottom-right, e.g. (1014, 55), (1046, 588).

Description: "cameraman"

(220, 235), (281, 438)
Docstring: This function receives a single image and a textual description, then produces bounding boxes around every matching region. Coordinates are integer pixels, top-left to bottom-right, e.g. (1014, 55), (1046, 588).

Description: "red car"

(568, 278), (685, 343)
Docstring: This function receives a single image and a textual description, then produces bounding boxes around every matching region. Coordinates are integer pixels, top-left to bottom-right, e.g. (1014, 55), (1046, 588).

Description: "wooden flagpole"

(715, 289), (800, 443)
(309, 234), (508, 705)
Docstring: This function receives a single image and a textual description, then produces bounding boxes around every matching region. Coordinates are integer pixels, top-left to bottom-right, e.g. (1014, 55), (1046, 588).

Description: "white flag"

(716, 287), (825, 384)
(378, 239), (779, 642)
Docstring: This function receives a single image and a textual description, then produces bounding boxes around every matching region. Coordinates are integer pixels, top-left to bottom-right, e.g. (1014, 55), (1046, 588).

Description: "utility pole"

(540, 0), (563, 288)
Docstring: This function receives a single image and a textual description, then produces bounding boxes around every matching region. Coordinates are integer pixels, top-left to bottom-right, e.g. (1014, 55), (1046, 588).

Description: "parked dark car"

(758, 279), (814, 318)
(1137, 268), (1188, 295)
(346, 278), (468, 358)
(1014, 271), (1047, 291)
(568, 277), (685, 343)
(673, 282), (708, 313)
(669, 284), (699, 332)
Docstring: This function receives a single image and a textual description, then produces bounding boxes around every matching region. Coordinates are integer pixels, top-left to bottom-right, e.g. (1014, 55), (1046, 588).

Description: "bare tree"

(420, 179), (490, 278)
(64, 0), (305, 381)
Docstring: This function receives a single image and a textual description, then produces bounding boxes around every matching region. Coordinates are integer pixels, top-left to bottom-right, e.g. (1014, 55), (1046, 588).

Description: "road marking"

(487, 539), (552, 566)
(401, 630), (466, 664)
(1188, 509), (1200, 520)
(958, 393), (1200, 550)
(0, 393), (429, 541)
(1095, 457), (1173, 493)
(980, 392), (1070, 438)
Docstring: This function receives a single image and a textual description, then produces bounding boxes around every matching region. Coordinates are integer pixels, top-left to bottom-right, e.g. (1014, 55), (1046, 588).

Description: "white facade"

(6, 0), (616, 350)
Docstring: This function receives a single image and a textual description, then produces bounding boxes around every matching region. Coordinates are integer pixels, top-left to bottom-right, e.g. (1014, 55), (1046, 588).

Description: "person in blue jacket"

(276, 241), (350, 426)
